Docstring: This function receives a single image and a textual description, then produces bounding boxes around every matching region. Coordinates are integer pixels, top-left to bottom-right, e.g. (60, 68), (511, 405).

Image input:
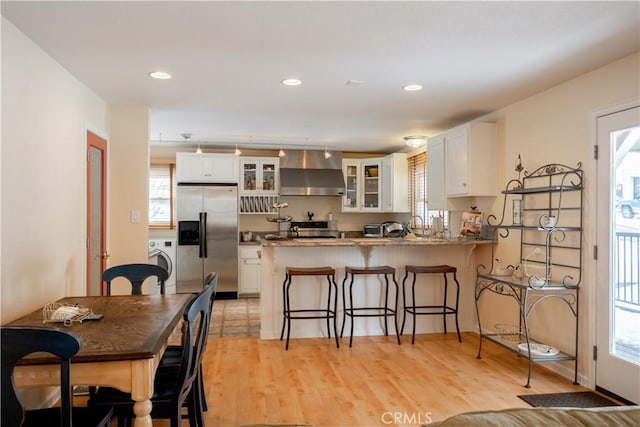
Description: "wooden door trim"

(86, 131), (107, 295)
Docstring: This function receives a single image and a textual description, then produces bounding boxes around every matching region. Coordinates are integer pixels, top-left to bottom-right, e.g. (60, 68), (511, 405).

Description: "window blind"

(408, 152), (427, 222)
(408, 151), (448, 229)
(149, 164), (175, 228)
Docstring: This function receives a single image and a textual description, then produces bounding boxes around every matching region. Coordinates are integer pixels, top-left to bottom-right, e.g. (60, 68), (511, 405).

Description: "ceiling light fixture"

(324, 146), (332, 159)
(149, 71), (172, 80)
(403, 84), (422, 92)
(278, 146), (285, 157)
(181, 133), (200, 154)
(404, 135), (427, 148)
(281, 78), (302, 86)
(235, 144), (242, 156)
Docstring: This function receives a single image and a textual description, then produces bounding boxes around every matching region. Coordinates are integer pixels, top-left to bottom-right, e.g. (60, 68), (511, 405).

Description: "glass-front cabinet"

(342, 159), (360, 212)
(362, 160), (382, 211)
(342, 158), (382, 212)
(240, 158), (279, 194)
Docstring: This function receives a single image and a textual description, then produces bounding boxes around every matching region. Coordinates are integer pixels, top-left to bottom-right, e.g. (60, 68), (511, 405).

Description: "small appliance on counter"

(382, 221), (409, 237)
(363, 224), (384, 238)
(288, 220), (338, 239)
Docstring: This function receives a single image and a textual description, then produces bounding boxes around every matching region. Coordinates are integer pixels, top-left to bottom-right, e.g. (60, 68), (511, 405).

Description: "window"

(149, 163), (175, 228)
(408, 151), (448, 229)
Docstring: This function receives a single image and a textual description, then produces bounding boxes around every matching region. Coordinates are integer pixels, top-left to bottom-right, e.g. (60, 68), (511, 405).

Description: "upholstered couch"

(429, 405), (640, 426)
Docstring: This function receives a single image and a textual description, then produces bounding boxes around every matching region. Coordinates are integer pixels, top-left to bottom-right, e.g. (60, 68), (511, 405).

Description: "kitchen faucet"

(409, 215), (425, 235)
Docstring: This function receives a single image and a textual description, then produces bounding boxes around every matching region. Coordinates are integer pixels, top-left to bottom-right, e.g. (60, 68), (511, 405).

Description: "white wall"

(1, 18), (108, 322)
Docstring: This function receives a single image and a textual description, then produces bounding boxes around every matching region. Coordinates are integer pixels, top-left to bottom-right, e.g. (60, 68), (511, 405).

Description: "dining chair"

(1, 326), (114, 427)
(102, 263), (169, 295)
(88, 279), (214, 427)
(160, 272), (218, 417)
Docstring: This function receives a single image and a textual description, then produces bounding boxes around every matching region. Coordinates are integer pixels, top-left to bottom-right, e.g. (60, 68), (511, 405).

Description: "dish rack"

(43, 302), (94, 325)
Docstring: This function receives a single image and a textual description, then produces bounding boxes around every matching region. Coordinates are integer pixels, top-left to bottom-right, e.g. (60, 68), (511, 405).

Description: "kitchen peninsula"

(260, 237), (491, 341)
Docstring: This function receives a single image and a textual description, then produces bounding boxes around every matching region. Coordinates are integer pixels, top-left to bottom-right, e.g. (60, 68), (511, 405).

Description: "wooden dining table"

(5, 294), (192, 427)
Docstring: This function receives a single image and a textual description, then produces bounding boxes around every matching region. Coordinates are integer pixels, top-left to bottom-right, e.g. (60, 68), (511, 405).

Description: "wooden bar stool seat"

(401, 264), (462, 344)
(280, 266), (340, 350)
(341, 265), (401, 347)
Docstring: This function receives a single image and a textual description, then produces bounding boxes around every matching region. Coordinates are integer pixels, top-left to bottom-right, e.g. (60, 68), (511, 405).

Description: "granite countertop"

(261, 236), (492, 247)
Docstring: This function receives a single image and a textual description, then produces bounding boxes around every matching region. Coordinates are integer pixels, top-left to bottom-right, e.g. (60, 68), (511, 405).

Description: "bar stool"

(341, 266), (401, 347)
(280, 266), (340, 350)
(401, 265), (462, 344)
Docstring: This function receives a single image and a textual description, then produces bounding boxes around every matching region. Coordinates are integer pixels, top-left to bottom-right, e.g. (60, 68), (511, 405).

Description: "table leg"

(131, 359), (156, 427)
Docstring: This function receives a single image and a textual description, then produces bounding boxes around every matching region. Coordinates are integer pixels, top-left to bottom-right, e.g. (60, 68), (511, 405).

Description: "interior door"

(86, 131), (107, 296)
(596, 105), (640, 403)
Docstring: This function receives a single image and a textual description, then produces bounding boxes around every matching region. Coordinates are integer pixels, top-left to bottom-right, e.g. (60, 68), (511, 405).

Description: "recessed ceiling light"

(403, 84), (422, 92)
(281, 78), (302, 86)
(149, 71), (172, 80)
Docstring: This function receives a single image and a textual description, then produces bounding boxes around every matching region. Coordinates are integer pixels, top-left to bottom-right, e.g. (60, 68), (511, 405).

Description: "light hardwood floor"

(197, 332), (590, 426)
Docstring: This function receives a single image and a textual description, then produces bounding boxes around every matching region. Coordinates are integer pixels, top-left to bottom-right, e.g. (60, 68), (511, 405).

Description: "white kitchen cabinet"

(382, 153), (409, 212)
(341, 158), (382, 212)
(342, 159), (361, 212)
(176, 152), (239, 183)
(427, 134), (446, 210)
(361, 159), (382, 212)
(342, 156), (407, 213)
(444, 122), (496, 197)
(239, 246), (261, 295)
(240, 157), (279, 194)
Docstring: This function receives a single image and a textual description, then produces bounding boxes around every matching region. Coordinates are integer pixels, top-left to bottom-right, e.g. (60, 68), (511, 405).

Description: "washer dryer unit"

(148, 238), (177, 294)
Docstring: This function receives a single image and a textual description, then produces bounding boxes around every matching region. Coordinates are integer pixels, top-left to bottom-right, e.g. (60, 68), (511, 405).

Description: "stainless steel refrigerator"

(176, 183), (238, 298)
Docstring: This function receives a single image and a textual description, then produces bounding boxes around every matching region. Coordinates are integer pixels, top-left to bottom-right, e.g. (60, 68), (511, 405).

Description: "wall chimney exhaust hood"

(279, 150), (345, 196)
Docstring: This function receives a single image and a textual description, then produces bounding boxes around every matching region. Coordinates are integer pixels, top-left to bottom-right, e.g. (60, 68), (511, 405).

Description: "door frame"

(86, 130), (108, 295)
(588, 99), (640, 390)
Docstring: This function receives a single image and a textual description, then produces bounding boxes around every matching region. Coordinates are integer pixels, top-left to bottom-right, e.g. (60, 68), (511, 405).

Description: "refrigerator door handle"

(199, 212), (208, 258)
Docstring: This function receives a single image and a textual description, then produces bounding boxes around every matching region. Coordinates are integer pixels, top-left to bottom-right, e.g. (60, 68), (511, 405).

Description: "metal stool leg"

(443, 272), (449, 335)
(280, 273), (289, 341)
(391, 272), (401, 345)
(340, 273), (348, 339)
(400, 270), (409, 336)
(452, 271), (462, 342)
(332, 273), (340, 348)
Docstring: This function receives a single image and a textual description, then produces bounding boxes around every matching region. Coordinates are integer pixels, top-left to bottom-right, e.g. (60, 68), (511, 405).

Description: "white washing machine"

(148, 238), (177, 294)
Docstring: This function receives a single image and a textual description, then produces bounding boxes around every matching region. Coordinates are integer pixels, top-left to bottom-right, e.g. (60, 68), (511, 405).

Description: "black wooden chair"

(159, 272), (218, 417)
(1, 326), (114, 427)
(88, 279), (214, 427)
(102, 263), (169, 295)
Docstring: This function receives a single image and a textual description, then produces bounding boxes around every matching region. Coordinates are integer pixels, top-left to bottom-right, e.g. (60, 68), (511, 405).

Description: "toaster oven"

(363, 223), (384, 238)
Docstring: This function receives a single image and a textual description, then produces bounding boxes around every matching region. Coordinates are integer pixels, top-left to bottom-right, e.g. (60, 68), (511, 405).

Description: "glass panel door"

(596, 106), (640, 403)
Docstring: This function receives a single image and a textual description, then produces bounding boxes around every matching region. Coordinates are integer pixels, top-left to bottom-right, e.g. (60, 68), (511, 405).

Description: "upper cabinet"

(240, 157), (279, 194)
(426, 134), (446, 210)
(427, 122), (497, 209)
(342, 154), (408, 213)
(176, 153), (239, 183)
(444, 122), (497, 197)
(382, 153), (409, 212)
(342, 159), (361, 212)
(362, 159), (382, 212)
(341, 158), (382, 212)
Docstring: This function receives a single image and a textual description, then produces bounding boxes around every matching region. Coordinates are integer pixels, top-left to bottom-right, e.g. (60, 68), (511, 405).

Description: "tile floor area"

(210, 297), (260, 338)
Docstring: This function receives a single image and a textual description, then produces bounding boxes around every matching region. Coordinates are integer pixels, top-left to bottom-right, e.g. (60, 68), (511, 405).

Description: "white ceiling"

(2, 1), (639, 153)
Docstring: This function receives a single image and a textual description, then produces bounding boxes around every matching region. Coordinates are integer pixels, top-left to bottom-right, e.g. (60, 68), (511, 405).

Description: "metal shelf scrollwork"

(475, 163), (582, 388)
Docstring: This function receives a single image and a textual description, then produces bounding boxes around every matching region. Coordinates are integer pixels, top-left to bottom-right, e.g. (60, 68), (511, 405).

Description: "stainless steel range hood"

(279, 150), (345, 196)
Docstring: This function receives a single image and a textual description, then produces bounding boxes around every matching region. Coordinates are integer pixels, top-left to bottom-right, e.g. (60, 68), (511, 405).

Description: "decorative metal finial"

(515, 154), (523, 187)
